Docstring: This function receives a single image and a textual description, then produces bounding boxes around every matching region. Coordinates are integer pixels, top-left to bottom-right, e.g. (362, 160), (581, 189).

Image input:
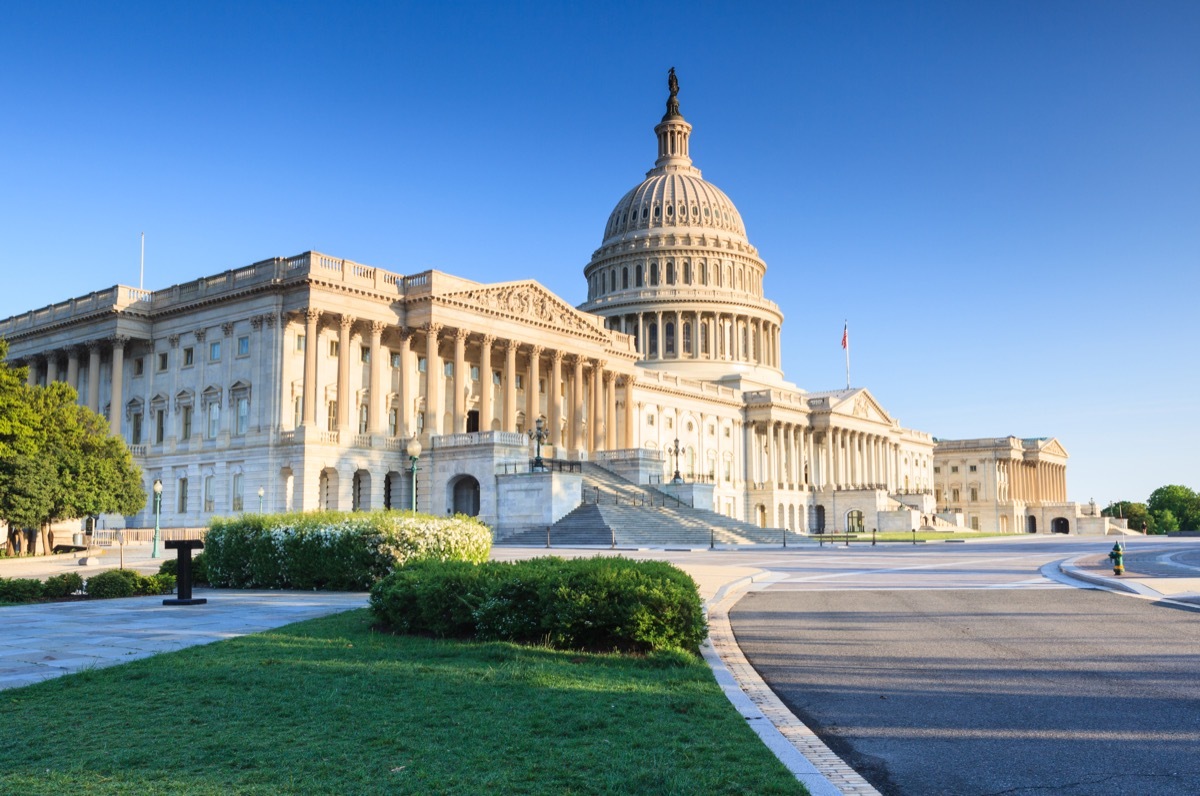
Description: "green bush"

(0, 577), (44, 603)
(43, 572), (85, 598)
(85, 569), (176, 599)
(157, 552), (209, 584)
(370, 557), (708, 654)
(203, 511), (492, 590)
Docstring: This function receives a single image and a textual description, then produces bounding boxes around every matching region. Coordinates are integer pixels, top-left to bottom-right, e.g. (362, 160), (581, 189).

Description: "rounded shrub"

(43, 572), (85, 598)
(370, 556), (708, 654)
(0, 577), (44, 603)
(157, 552), (209, 585)
(86, 569), (176, 599)
(204, 511), (492, 590)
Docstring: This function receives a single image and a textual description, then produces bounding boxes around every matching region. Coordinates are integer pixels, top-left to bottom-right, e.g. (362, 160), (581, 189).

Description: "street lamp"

(528, 417), (548, 471)
(406, 435), (422, 512)
(257, 486), (265, 513)
(670, 437), (683, 484)
(151, 479), (163, 559)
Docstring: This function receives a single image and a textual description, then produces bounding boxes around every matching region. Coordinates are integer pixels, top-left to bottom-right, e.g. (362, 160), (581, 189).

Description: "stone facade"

(0, 74), (1092, 536)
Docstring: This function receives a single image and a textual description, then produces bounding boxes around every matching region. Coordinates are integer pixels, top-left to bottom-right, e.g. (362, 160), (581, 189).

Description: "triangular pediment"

(1040, 438), (1068, 458)
(439, 281), (608, 340)
(827, 388), (894, 424)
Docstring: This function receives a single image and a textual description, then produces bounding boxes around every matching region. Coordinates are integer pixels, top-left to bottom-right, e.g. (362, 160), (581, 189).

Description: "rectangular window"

(969, 465), (977, 473)
(933, 466), (941, 474)
(360, 347), (370, 363)
(130, 413), (143, 445)
(417, 357), (427, 373)
(209, 341), (220, 362)
(236, 397), (249, 435)
(970, 515), (980, 531)
(294, 397), (303, 428)
(155, 409), (165, 444)
(157, 352), (168, 371)
(444, 362), (454, 378)
(970, 487), (978, 502)
(204, 475), (215, 513)
(133, 357), (144, 377)
(952, 488), (961, 502)
(181, 406), (193, 439)
(329, 340), (339, 357)
(493, 371), (501, 385)
(183, 347), (194, 367)
(723, 460), (732, 482)
(232, 473), (244, 512)
(296, 334), (306, 352)
(388, 408), (398, 437)
(207, 403), (220, 438)
(950, 465), (959, 474)
(178, 478), (189, 513)
(390, 352), (401, 368)
(358, 404), (368, 433)
(516, 375), (524, 390)
(237, 336), (250, 356)
(470, 365), (480, 381)
(327, 400), (337, 431)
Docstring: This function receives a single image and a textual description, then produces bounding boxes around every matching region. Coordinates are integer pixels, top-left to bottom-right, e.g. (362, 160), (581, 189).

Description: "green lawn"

(0, 609), (806, 795)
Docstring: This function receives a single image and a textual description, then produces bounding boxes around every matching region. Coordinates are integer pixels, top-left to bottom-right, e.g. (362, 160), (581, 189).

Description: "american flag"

(841, 323), (848, 350)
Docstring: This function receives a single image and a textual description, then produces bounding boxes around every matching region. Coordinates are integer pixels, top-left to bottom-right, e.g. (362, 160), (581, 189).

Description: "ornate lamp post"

(671, 437), (683, 484)
(257, 486), (265, 513)
(406, 435), (422, 512)
(151, 479), (163, 559)
(528, 417), (548, 471)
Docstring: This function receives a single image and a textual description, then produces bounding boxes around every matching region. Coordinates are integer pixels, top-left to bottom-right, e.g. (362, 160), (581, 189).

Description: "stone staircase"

(501, 462), (789, 547)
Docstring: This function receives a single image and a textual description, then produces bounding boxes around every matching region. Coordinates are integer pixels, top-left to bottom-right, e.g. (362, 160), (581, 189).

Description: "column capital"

(369, 320), (387, 335)
(452, 327), (469, 343)
(263, 313), (279, 328)
(221, 322), (235, 337)
(529, 344), (544, 357)
(339, 314), (356, 330)
(423, 321), (443, 336)
(111, 335), (130, 349)
(480, 333), (496, 347)
(304, 307), (322, 324)
(193, 328), (207, 342)
(86, 339), (104, 353)
(249, 315), (264, 330)
(603, 371), (616, 385)
(503, 338), (520, 353)
(550, 348), (564, 363)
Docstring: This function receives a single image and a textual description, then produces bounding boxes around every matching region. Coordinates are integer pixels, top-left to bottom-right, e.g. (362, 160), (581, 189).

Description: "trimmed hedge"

(43, 572), (84, 598)
(0, 577), (43, 603)
(157, 553), (209, 585)
(203, 511), (492, 590)
(369, 556), (708, 654)
(85, 569), (176, 599)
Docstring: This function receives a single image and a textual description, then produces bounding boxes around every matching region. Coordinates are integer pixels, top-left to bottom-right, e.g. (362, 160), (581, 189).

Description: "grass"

(0, 608), (806, 795)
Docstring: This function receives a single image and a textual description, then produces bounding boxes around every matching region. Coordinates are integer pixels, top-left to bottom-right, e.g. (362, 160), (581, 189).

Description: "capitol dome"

(579, 69), (785, 386)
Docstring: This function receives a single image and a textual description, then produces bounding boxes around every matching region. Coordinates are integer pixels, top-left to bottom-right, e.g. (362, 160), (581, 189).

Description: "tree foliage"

(1147, 485), (1200, 531)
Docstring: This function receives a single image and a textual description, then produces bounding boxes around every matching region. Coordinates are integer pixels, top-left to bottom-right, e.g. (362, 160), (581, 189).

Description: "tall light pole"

(257, 486), (265, 513)
(528, 417), (548, 471)
(151, 479), (163, 559)
(671, 437), (683, 484)
(407, 435), (422, 513)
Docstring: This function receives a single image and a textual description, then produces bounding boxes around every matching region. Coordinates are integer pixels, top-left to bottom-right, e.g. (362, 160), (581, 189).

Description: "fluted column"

(398, 329), (414, 437)
(336, 315), (353, 432)
(453, 329), (468, 433)
(654, 311), (663, 359)
(302, 309), (320, 427)
(549, 350), (562, 447)
(571, 355), (584, 452)
(590, 360), (604, 451)
(479, 335), (495, 433)
(623, 376), (635, 449)
(527, 345), (542, 431)
(423, 323), (443, 436)
(503, 340), (518, 432)
(368, 322), (385, 435)
(605, 371), (617, 450)
(66, 348), (80, 401)
(109, 337), (127, 437)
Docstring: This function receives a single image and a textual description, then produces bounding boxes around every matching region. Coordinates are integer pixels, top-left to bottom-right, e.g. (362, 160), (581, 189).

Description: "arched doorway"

(1027, 516), (1038, 534)
(756, 504), (768, 528)
(451, 476), (480, 517)
(318, 468), (339, 510)
(384, 471), (403, 510)
(815, 505), (826, 534)
(1052, 517), (1070, 534)
(846, 509), (865, 534)
(352, 470), (371, 511)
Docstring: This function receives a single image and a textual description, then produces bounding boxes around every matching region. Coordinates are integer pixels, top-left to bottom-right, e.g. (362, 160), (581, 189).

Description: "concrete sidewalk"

(1059, 551), (1200, 606)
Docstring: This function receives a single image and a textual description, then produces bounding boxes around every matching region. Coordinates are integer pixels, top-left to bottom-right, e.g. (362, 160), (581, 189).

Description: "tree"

(1151, 508), (1180, 534)
(1103, 501), (1152, 533)
(1147, 485), (1200, 531)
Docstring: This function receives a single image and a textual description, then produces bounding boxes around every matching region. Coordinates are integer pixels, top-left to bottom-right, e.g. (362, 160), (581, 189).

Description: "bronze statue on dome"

(668, 67), (679, 97)
(665, 67), (681, 118)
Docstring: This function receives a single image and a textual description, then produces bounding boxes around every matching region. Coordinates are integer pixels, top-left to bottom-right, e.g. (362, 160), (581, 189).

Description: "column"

(336, 315), (353, 432)
(479, 335), (495, 434)
(302, 309), (320, 427)
(398, 329), (414, 437)
(526, 345), (542, 430)
(654, 311), (663, 359)
(590, 360), (603, 452)
(623, 376), (636, 449)
(571, 355), (584, 452)
(368, 322), (385, 435)
(503, 340), (517, 432)
(423, 323), (442, 436)
(109, 337), (127, 437)
(548, 350), (562, 447)
(673, 310), (681, 358)
(453, 329), (468, 433)
(66, 348), (80, 402)
(605, 371), (617, 450)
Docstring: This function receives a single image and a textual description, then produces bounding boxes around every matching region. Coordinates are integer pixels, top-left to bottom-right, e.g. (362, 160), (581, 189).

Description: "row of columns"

(611, 310), (780, 368)
(751, 422), (919, 493)
(299, 311), (638, 456)
(20, 337), (128, 437)
(1003, 459), (1066, 504)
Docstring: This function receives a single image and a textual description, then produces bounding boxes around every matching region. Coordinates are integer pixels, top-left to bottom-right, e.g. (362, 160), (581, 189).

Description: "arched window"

(622, 267), (629, 289)
(636, 264), (643, 287)
(665, 322), (675, 355)
(700, 323), (709, 355)
(683, 262), (691, 284)
(666, 262), (675, 284)
(682, 322), (692, 355)
(648, 323), (659, 358)
(610, 269), (617, 293)
(650, 262), (659, 285)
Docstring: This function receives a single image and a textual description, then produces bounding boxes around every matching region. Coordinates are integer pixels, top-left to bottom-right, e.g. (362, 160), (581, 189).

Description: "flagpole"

(139, 232), (145, 290)
(843, 320), (850, 389)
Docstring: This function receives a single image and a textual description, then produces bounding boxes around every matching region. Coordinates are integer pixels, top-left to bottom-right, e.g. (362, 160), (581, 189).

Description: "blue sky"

(2, 1), (1197, 507)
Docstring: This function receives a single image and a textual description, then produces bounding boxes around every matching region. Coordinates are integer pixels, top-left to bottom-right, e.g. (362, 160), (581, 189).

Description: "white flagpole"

(139, 232), (145, 290)
(843, 320), (850, 389)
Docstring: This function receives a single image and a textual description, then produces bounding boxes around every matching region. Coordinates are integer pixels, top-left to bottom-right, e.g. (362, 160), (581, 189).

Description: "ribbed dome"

(602, 171), (747, 241)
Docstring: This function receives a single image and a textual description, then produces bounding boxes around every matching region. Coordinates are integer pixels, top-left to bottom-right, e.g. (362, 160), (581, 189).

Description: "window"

(952, 488), (961, 502)
(724, 459), (732, 482)
(470, 365), (480, 381)
(950, 466), (959, 474)
(970, 487), (978, 502)
(133, 357), (144, 377)
(181, 406), (193, 439)
(417, 358), (427, 373)
(231, 473), (244, 512)
(934, 466), (941, 474)
(390, 352), (401, 368)
(665, 417), (673, 429)
(636, 264), (643, 287)
(622, 267), (629, 289)
(178, 478), (189, 513)
(516, 375), (524, 390)
(130, 412), (143, 445)
(155, 409), (165, 444)
(725, 427), (731, 438)
(647, 415), (655, 427)
(360, 347), (370, 363)
(329, 340), (339, 357)
(209, 341), (220, 362)
(183, 347), (194, 367)
(293, 396), (303, 428)
(296, 334), (306, 352)
(388, 408), (398, 437)
(969, 465), (977, 473)
(157, 352), (168, 371)
(444, 362), (453, 378)
(492, 370), (501, 385)
(970, 515), (980, 531)
(207, 402), (220, 438)
(236, 397), (249, 435)
(358, 404), (368, 433)
(204, 475), (215, 513)
(237, 336), (250, 357)
(327, 401), (337, 431)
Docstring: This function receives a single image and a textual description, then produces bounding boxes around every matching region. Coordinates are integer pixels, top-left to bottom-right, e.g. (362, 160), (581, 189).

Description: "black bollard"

(164, 540), (207, 606)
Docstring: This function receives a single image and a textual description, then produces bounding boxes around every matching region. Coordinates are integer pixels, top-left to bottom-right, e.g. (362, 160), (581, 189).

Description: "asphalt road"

(730, 587), (1200, 796)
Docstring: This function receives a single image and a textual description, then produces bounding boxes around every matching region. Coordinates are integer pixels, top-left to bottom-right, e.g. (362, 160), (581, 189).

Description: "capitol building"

(0, 73), (1106, 541)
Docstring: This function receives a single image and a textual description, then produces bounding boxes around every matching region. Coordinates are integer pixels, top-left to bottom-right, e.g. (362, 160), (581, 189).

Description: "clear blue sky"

(2, 1), (1197, 507)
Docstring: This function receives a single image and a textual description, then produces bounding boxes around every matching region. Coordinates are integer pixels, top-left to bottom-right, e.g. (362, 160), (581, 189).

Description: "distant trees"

(0, 340), (146, 555)
(1105, 485), (1199, 533)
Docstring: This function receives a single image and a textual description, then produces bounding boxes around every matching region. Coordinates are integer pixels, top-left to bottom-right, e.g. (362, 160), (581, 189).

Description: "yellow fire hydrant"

(1107, 542), (1125, 575)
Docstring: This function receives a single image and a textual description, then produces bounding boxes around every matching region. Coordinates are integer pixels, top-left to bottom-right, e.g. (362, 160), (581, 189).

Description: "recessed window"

(296, 334), (306, 352)
(232, 473), (244, 512)
(417, 358), (427, 373)
(237, 336), (250, 357)
(933, 466), (941, 474)
(183, 347), (194, 367)
(516, 375), (524, 390)
(470, 365), (480, 381)
(181, 405), (193, 439)
(493, 371), (501, 385)
(133, 357), (144, 377)
(950, 466), (959, 474)
(970, 487), (979, 502)
(969, 465), (977, 473)
(235, 397), (249, 435)
(329, 340), (339, 357)
(209, 341), (220, 362)
(390, 352), (401, 368)
(444, 362), (454, 378)
(360, 347), (370, 364)
(647, 415), (655, 427)
(157, 352), (168, 371)
(178, 478), (189, 513)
